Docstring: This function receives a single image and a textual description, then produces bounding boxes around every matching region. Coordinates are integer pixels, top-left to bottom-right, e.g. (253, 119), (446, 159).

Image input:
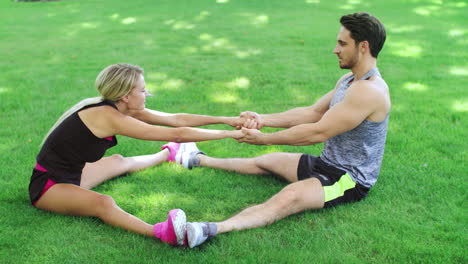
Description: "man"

(182, 12), (390, 248)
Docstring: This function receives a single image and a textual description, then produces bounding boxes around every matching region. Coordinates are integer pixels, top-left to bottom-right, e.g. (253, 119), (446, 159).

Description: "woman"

(29, 63), (244, 246)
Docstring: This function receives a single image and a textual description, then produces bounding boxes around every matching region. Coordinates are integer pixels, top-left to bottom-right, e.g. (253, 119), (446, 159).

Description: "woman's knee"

(109, 154), (131, 172)
(94, 194), (117, 216)
(109, 154), (125, 163)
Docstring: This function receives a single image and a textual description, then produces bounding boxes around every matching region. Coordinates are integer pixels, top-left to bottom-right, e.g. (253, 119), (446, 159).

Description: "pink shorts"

(32, 163), (57, 206)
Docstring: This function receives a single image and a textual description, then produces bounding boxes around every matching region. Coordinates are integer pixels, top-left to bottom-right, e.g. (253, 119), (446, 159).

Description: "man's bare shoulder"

(353, 76), (389, 96)
(347, 76), (390, 121)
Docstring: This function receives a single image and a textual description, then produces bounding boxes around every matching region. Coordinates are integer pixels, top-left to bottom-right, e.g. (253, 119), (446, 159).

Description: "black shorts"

(297, 154), (370, 208)
(29, 163), (82, 205)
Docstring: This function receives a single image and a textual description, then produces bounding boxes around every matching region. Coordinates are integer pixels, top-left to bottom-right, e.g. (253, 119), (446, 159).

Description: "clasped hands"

(231, 111), (265, 145)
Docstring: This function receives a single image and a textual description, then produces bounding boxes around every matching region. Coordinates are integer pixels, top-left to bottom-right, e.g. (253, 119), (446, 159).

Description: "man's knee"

(255, 153), (279, 171)
(274, 186), (301, 209)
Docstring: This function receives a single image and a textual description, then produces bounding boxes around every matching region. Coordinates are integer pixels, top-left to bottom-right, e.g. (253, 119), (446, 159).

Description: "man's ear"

(360, 40), (369, 53)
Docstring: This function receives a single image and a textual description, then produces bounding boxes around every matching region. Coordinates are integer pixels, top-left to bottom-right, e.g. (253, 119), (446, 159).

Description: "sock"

(203, 222), (218, 237)
(189, 151), (206, 168)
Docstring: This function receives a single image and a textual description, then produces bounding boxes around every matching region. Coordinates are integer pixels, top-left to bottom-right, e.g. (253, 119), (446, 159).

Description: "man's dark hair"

(340, 12), (386, 58)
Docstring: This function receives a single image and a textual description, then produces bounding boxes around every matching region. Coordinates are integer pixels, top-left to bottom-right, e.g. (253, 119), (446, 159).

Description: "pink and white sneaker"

(161, 142), (182, 162)
(162, 142), (202, 169)
(153, 209), (187, 246)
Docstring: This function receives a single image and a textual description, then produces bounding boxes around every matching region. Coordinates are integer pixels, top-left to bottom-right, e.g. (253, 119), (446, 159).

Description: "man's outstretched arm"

(255, 88), (336, 128)
(241, 73), (352, 129)
(239, 82), (381, 146)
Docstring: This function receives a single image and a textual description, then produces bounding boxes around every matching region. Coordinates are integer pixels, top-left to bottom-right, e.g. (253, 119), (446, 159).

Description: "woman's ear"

(121, 94), (130, 103)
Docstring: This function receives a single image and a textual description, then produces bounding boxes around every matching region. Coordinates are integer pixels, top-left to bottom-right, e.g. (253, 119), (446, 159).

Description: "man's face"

(333, 26), (359, 69)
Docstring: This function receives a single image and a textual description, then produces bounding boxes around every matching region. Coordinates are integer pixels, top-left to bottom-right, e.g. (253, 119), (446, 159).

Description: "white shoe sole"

(176, 143), (199, 169)
(172, 210), (187, 246)
(187, 222), (205, 248)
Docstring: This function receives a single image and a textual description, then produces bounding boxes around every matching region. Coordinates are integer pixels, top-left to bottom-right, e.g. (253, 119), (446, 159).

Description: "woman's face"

(126, 74), (149, 110)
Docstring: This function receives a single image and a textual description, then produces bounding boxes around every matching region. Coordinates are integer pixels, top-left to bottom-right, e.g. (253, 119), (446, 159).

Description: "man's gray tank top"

(320, 68), (389, 188)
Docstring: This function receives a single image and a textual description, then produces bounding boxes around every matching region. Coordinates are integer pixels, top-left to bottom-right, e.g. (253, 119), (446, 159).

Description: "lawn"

(0, 0), (466, 263)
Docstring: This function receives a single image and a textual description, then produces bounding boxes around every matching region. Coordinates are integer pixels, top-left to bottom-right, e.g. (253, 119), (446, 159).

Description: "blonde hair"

(41, 63), (144, 145)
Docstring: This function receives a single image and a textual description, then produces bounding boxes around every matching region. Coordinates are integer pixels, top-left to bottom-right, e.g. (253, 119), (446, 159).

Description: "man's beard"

(339, 49), (359, 69)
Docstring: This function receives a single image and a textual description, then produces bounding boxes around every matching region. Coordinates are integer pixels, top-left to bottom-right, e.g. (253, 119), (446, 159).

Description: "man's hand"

(237, 127), (266, 145)
(228, 116), (246, 129)
(238, 111), (263, 129)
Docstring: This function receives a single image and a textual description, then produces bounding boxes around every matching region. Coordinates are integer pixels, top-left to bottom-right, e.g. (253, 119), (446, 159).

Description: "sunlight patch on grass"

(451, 100), (468, 112)
(448, 29), (465, 38)
(258, 145), (287, 155)
(403, 82), (428, 92)
(305, 0), (320, 4)
(180, 46), (199, 54)
(389, 25), (423, 34)
(198, 33), (262, 59)
(81, 22), (99, 29)
(235, 49), (262, 58)
(161, 79), (184, 90)
(450, 1), (466, 7)
(449, 66), (468, 76)
(147, 72), (168, 81)
(199, 33), (213, 41)
(210, 92), (240, 103)
(122, 17), (136, 25)
(144, 72), (184, 91)
(338, 0), (364, 10)
(413, 5), (441, 16)
(391, 104), (405, 113)
(252, 14), (269, 26)
(174, 21), (195, 30)
(109, 13), (120, 20)
(0, 87), (10, 94)
(388, 41), (422, 58)
(194, 11), (210, 21)
(286, 87), (311, 103)
(238, 13), (269, 27)
(216, 0), (229, 3)
(227, 77), (250, 89)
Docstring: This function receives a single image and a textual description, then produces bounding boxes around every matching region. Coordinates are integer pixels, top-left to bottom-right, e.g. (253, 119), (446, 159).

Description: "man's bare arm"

(239, 81), (383, 145)
(242, 73), (352, 129)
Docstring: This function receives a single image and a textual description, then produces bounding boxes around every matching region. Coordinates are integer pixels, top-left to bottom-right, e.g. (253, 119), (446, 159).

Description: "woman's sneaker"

(153, 209), (187, 246)
(163, 142), (205, 169)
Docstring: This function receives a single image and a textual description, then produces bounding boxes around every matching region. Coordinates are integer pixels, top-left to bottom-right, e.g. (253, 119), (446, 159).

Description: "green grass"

(0, 0), (466, 263)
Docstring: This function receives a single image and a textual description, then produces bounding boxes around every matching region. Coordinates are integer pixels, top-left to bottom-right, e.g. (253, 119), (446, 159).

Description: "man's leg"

(216, 178), (324, 233)
(187, 177), (324, 247)
(198, 152), (303, 183)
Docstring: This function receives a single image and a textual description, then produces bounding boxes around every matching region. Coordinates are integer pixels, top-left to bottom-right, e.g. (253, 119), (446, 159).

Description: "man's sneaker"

(153, 209), (187, 246)
(186, 150), (205, 169)
(186, 222), (217, 248)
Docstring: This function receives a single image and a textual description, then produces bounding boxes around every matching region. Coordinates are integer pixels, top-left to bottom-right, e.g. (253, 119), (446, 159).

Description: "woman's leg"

(34, 183), (186, 245)
(35, 183), (154, 236)
(80, 149), (170, 189)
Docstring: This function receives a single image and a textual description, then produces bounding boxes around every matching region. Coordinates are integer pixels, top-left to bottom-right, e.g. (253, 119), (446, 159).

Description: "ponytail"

(40, 97), (103, 146)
